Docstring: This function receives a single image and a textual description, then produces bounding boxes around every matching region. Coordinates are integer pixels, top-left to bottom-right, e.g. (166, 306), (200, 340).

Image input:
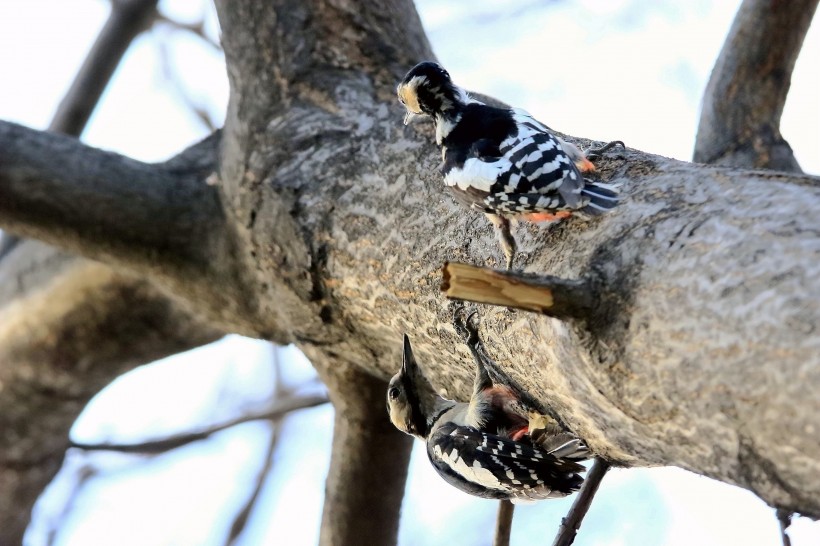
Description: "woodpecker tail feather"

(543, 435), (591, 461)
(580, 180), (620, 215)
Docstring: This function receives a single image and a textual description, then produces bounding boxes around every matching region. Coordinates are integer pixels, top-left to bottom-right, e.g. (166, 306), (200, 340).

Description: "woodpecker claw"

(453, 307), (480, 345)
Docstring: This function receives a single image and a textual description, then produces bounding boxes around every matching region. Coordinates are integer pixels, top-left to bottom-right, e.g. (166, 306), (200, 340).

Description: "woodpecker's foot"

(453, 307), (500, 392)
(485, 214), (517, 269)
(453, 307), (480, 346)
(584, 140), (625, 160)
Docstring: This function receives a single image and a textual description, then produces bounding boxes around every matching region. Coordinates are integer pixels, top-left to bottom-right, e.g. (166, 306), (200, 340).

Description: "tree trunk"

(1, 0), (819, 541)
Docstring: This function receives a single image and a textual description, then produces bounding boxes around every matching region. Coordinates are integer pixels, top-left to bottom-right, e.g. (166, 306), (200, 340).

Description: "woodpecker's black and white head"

(387, 335), (452, 440)
(397, 61), (468, 126)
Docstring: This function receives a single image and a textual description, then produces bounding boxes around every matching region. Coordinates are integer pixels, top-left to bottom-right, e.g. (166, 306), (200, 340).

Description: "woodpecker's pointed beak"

(403, 110), (417, 125)
(402, 334), (416, 374)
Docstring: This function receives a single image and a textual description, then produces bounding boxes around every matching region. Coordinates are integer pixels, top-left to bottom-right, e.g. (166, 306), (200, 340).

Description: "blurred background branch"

(694, 0), (819, 171)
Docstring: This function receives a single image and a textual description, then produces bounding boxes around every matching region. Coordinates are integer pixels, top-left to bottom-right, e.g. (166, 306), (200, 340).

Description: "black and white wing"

(443, 108), (618, 216)
(484, 109), (587, 214)
(427, 422), (584, 503)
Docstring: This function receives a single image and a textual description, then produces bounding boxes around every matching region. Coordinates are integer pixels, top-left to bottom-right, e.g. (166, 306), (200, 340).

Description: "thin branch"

(775, 509), (793, 546)
(694, 0), (819, 171)
(226, 421), (279, 546)
(50, 0), (159, 135)
(442, 262), (593, 319)
(551, 459), (610, 546)
(493, 500), (515, 546)
(0, 122), (224, 277)
(156, 38), (219, 132)
(226, 345), (286, 545)
(154, 12), (222, 51)
(68, 395), (328, 455)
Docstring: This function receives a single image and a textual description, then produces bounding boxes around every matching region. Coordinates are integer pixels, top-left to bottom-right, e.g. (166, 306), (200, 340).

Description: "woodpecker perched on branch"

(387, 311), (588, 502)
(397, 61), (622, 268)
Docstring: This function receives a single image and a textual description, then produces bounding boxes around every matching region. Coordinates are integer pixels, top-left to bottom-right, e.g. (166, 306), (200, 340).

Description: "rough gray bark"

(2, 0), (820, 543)
(694, 0), (819, 170)
(693, 0), (816, 528)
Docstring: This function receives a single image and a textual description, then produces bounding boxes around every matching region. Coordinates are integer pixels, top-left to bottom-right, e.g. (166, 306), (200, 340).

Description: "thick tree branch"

(0, 122), (225, 281)
(5, 0), (820, 539)
(442, 262), (594, 319)
(694, 0), (819, 170)
(0, 126), (225, 546)
(214, 0), (820, 520)
(215, 0), (432, 117)
(0, 0), (159, 257)
(691, 2), (816, 527)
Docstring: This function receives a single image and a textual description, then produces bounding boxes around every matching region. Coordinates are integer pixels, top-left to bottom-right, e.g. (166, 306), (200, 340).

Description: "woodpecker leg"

(485, 213), (516, 270)
(584, 140), (625, 160)
(453, 308), (516, 399)
(453, 308), (493, 393)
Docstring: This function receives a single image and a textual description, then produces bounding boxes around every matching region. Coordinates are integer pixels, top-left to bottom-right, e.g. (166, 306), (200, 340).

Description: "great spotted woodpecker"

(387, 311), (588, 502)
(397, 61), (622, 268)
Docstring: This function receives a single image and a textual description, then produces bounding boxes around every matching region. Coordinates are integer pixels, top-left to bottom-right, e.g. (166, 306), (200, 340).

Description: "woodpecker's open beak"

(402, 334), (416, 374)
(403, 110), (418, 125)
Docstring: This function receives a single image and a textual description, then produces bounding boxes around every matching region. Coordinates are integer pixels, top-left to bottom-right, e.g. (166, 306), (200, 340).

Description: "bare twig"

(694, 0), (819, 171)
(552, 459), (610, 546)
(156, 38), (218, 131)
(154, 12), (222, 51)
(225, 344), (285, 545)
(442, 262), (593, 319)
(50, 0), (159, 135)
(775, 509), (793, 546)
(69, 394), (328, 455)
(225, 421), (279, 546)
(494, 500), (515, 546)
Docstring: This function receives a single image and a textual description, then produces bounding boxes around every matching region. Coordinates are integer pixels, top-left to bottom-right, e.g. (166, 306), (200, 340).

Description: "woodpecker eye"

(388, 387), (400, 400)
